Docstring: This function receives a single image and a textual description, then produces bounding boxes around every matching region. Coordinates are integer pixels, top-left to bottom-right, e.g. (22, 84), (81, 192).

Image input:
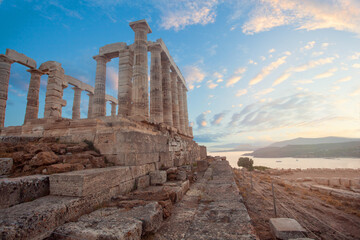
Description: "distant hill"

(245, 141), (360, 158)
(269, 137), (360, 148)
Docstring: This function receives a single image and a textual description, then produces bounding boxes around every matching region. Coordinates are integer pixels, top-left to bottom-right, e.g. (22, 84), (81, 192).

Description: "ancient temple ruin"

(0, 19), (199, 167)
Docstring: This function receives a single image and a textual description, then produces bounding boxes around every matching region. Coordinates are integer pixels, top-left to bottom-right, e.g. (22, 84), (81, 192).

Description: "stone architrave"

(72, 87), (82, 120)
(41, 61), (66, 119)
(24, 69), (43, 123)
(182, 85), (189, 135)
(87, 92), (94, 119)
(118, 49), (134, 117)
(0, 55), (14, 128)
(149, 44), (163, 123)
(111, 102), (117, 116)
(129, 20), (152, 119)
(162, 58), (173, 126)
(177, 81), (185, 133)
(170, 72), (180, 130)
(92, 55), (110, 118)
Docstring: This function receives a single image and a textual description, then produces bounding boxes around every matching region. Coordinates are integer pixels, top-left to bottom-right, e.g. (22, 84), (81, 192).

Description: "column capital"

(93, 55), (110, 63)
(87, 91), (94, 96)
(0, 54), (14, 64)
(148, 44), (162, 53)
(129, 19), (152, 33)
(170, 71), (178, 79)
(72, 86), (82, 91)
(26, 69), (44, 75)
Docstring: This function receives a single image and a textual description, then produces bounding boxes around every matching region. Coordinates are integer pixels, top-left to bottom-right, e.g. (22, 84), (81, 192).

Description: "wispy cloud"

(314, 67), (337, 79)
(106, 66), (118, 90)
(196, 110), (211, 128)
(350, 87), (360, 96)
(226, 76), (242, 87)
(352, 63), (360, 68)
(207, 80), (218, 89)
(158, 0), (218, 31)
(300, 41), (316, 51)
(184, 65), (206, 90)
(255, 88), (274, 96)
(236, 89), (247, 97)
(273, 73), (291, 86)
(249, 56), (287, 86)
(241, 0), (360, 36)
(335, 76), (352, 83)
(350, 52), (360, 60)
(292, 57), (335, 72)
(211, 111), (227, 125)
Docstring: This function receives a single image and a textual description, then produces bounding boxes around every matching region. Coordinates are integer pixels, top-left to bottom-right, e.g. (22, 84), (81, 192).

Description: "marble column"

(43, 62), (66, 119)
(118, 49), (134, 117)
(93, 55), (110, 118)
(162, 59), (173, 126)
(72, 87), (82, 120)
(149, 44), (163, 123)
(129, 20), (152, 119)
(182, 85), (189, 135)
(177, 81), (185, 133)
(111, 102), (117, 116)
(0, 55), (13, 128)
(24, 69), (43, 123)
(171, 72), (180, 130)
(87, 92), (94, 119)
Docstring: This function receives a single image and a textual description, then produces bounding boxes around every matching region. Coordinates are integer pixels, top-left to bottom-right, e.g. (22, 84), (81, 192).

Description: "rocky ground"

(0, 138), (110, 177)
(234, 168), (360, 240)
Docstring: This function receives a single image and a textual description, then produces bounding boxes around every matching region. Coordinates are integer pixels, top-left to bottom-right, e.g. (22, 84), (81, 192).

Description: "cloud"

(269, 48), (276, 53)
(241, 0), (360, 36)
(196, 110), (211, 128)
(292, 57), (335, 72)
(249, 56), (287, 85)
(234, 67), (247, 75)
(226, 76), (242, 87)
(335, 76), (352, 83)
(273, 73), (291, 86)
(312, 51), (324, 57)
(314, 67), (337, 79)
(256, 88), (274, 96)
(294, 79), (314, 85)
(213, 72), (223, 78)
(184, 65), (206, 90)
(260, 56), (266, 61)
(236, 89), (247, 97)
(350, 52), (360, 60)
(322, 43), (329, 49)
(211, 111), (227, 125)
(249, 59), (257, 65)
(208, 44), (218, 56)
(207, 81), (218, 89)
(300, 41), (316, 51)
(352, 63), (360, 68)
(158, 0), (218, 31)
(106, 66), (118, 90)
(350, 87), (360, 96)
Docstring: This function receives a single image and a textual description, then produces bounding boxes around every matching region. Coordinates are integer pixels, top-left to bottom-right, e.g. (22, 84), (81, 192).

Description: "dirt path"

(234, 169), (360, 240)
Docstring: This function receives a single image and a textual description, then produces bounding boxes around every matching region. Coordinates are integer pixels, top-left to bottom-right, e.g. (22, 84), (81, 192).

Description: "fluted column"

(149, 44), (163, 123)
(87, 92), (94, 119)
(130, 20), (152, 119)
(170, 72), (180, 130)
(24, 69), (43, 123)
(182, 85), (189, 135)
(111, 102), (117, 116)
(43, 63), (66, 119)
(0, 55), (13, 128)
(72, 87), (82, 120)
(93, 55), (110, 118)
(118, 49), (134, 117)
(177, 81), (185, 133)
(162, 59), (173, 126)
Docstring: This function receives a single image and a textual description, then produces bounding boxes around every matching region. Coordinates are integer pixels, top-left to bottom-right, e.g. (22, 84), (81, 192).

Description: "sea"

(209, 151), (360, 169)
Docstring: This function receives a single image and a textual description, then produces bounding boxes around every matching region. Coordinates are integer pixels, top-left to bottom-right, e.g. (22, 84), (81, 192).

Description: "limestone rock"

(269, 218), (307, 240)
(0, 158), (12, 175)
(136, 175), (150, 189)
(150, 171), (167, 185)
(29, 151), (59, 167)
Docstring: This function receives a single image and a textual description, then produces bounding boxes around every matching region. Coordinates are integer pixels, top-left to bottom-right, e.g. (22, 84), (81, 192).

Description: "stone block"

(196, 160), (209, 172)
(269, 218), (307, 240)
(149, 171), (167, 185)
(50, 166), (133, 197)
(314, 177), (329, 186)
(199, 145), (207, 160)
(99, 42), (127, 56)
(329, 177), (341, 187)
(159, 152), (173, 168)
(0, 175), (49, 209)
(136, 175), (150, 189)
(176, 170), (187, 181)
(5, 49), (37, 69)
(0, 158), (12, 175)
(340, 178), (351, 188)
(351, 178), (360, 188)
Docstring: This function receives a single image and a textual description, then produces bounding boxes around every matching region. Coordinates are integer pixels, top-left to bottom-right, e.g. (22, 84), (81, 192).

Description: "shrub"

(237, 157), (254, 171)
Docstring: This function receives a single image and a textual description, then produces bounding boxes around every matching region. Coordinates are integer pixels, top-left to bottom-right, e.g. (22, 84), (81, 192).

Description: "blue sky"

(1, 0), (360, 150)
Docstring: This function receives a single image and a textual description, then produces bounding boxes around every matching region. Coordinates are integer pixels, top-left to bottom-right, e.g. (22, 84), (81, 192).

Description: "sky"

(1, 0), (360, 151)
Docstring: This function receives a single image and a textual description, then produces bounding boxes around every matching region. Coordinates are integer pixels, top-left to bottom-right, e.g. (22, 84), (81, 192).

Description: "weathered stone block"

(329, 177), (341, 187)
(199, 145), (207, 160)
(269, 218), (307, 240)
(176, 170), (187, 181)
(314, 177), (329, 186)
(340, 178), (351, 188)
(136, 175), (150, 189)
(149, 171), (167, 185)
(0, 175), (49, 209)
(0, 158), (12, 175)
(50, 166), (133, 197)
(5, 49), (37, 69)
(196, 160), (209, 172)
(159, 152), (173, 168)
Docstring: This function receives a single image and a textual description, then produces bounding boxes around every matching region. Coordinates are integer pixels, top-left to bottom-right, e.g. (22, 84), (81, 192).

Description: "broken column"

(149, 44), (163, 123)
(118, 48), (133, 117)
(0, 55), (13, 128)
(92, 55), (110, 118)
(171, 72), (180, 130)
(24, 69), (43, 123)
(111, 102), (116, 116)
(72, 87), (82, 120)
(41, 61), (66, 119)
(87, 92), (93, 119)
(129, 20), (152, 119)
(182, 85), (189, 135)
(177, 81), (185, 133)
(162, 58), (173, 126)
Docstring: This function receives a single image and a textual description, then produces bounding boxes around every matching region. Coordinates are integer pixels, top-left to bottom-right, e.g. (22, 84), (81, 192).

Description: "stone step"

(50, 202), (163, 239)
(269, 218), (307, 240)
(0, 175), (49, 209)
